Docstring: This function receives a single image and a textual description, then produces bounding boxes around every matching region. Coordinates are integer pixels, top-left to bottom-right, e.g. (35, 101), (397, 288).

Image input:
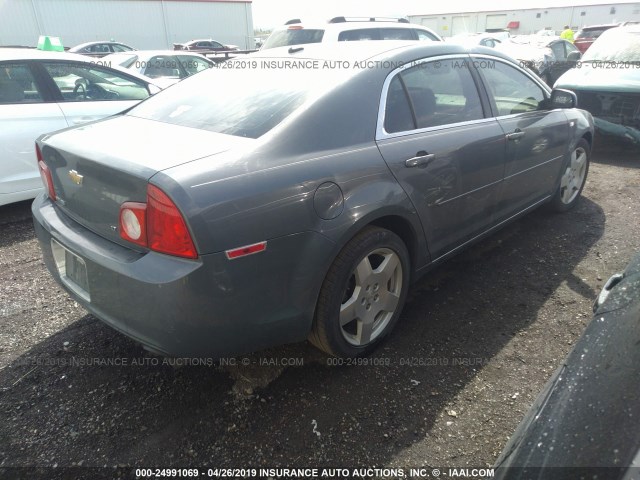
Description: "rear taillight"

(118, 185), (197, 259)
(147, 185), (197, 259)
(36, 144), (56, 201)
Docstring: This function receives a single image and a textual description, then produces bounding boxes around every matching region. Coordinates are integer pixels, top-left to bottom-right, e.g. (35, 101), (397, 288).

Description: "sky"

(251, 0), (636, 29)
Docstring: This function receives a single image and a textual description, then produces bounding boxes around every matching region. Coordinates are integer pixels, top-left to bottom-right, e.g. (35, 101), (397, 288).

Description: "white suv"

(262, 17), (443, 50)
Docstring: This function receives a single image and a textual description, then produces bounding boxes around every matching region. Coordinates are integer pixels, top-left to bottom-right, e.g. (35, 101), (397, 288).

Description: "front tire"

(549, 138), (590, 212)
(309, 226), (410, 358)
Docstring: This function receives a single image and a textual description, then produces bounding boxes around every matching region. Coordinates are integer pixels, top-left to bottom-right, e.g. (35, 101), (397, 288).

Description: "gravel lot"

(1, 144), (639, 477)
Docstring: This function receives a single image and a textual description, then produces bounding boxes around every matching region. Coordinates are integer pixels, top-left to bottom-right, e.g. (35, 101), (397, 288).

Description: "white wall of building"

(409, 2), (640, 37)
(0, 0), (254, 49)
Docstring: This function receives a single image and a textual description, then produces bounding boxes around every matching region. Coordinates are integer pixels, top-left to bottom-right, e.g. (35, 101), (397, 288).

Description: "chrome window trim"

(376, 54), (491, 141)
(469, 53), (552, 98)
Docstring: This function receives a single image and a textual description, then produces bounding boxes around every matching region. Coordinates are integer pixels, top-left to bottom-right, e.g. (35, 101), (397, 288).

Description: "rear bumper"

(32, 194), (336, 357)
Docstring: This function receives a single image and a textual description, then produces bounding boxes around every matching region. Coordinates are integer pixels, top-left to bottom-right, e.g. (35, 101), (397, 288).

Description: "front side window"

(478, 60), (546, 116)
(42, 62), (150, 102)
(0, 63), (43, 104)
(383, 58), (484, 133)
(90, 44), (110, 54)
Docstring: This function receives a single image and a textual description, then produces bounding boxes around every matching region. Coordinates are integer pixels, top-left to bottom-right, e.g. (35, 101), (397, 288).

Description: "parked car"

(555, 25), (640, 146)
(499, 38), (581, 85)
(69, 41), (136, 58)
(261, 17), (442, 49)
(173, 39), (238, 52)
(494, 252), (640, 478)
(449, 33), (502, 48)
(32, 42), (593, 359)
(573, 23), (620, 53)
(101, 50), (214, 87)
(0, 48), (161, 206)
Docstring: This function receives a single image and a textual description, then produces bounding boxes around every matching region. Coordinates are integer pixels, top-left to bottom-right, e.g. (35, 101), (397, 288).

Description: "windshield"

(582, 29), (640, 62)
(262, 28), (325, 49)
(128, 60), (350, 138)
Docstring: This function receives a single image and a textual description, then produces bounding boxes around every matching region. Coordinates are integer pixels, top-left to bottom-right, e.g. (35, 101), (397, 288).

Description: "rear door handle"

(506, 129), (525, 141)
(405, 152), (435, 168)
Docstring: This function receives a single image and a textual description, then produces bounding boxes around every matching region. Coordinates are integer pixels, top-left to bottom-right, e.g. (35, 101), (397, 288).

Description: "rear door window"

(385, 58), (484, 132)
(0, 63), (44, 103)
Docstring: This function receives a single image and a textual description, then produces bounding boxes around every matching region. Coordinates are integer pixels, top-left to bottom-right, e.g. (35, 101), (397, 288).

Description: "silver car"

(32, 42), (593, 358)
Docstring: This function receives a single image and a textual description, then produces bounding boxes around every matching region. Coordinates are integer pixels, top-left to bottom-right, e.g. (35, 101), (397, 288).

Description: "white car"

(262, 17), (443, 49)
(100, 50), (214, 88)
(0, 48), (161, 206)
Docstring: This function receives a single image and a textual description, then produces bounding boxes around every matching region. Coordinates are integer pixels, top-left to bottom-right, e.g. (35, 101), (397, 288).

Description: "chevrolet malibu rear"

(32, 44), (397, 358)
(33, 42), (593, 358)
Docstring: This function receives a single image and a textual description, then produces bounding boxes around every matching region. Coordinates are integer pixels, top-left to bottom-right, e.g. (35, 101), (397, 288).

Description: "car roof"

(0, 48), (101, 62)
(105, 50), (207, 58)
(249, 40), (515, 65)
(69, 41), (131, 50)
(274, 19), (433, 32)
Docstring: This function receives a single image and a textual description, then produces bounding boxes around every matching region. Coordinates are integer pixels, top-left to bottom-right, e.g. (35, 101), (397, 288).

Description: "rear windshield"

(262, 29), (325, 49)
(128, 61), (349, 138)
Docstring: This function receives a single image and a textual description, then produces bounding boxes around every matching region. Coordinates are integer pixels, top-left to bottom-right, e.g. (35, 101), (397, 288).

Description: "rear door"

(36, 61), (150, 126)
(473, 56), (568, 220)
(0, 61), (67, 198)
(376, 56), (507, 261)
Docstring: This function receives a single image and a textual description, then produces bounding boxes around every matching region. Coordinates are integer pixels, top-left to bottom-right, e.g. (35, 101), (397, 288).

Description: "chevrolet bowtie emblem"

(68, 170), (83, 185)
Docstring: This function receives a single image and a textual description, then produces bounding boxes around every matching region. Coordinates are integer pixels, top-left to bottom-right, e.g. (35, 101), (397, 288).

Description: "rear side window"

(262, 29), (325, 49)
(339, 28), (416, 42)
(0, 63), (43, 104)
(384, 58), (484, 133)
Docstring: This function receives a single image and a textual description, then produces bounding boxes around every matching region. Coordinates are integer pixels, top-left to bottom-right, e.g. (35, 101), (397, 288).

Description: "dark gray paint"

(33, 42), (595, 356)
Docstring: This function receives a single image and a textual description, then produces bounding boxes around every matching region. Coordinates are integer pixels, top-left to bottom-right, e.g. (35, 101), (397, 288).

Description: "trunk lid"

(39, 115), (253, 246)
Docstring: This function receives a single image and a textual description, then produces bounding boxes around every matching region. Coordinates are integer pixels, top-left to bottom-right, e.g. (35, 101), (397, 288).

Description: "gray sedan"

(32, 42), (593, 358)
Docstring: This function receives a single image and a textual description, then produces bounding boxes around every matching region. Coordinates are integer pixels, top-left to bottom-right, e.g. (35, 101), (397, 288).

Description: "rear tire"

(549, 138), (590, 212)
(309, 226), (410, 358)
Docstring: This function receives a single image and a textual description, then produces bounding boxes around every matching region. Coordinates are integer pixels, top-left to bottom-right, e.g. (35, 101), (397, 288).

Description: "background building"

(0, 0), (254, 49)
(408, 2), (640, 37)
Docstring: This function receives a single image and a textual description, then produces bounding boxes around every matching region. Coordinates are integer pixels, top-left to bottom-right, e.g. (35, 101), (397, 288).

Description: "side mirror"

(549, 88), (578, 109)
(567, 50), (581, 63)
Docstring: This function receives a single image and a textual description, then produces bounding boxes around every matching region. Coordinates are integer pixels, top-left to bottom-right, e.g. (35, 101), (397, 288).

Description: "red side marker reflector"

(225, 241), (267, 260)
